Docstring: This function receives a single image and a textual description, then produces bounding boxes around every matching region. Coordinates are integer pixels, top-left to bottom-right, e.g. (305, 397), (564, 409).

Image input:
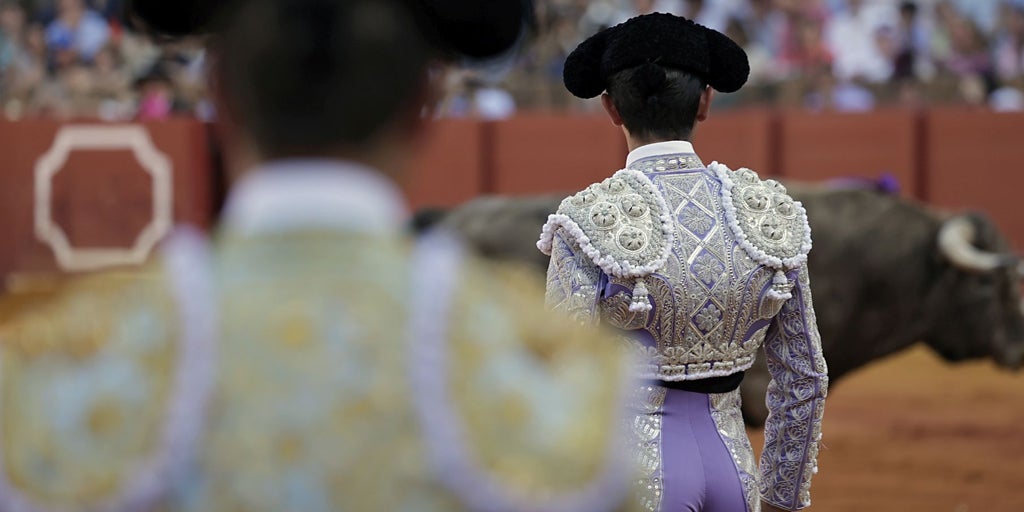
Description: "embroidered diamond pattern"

(690, 249), (726, 289)
(693, 300), (724, 335)
(689, 177), (716, 211)
(678, 202), (716, 240)
(656, 179), (687, 207)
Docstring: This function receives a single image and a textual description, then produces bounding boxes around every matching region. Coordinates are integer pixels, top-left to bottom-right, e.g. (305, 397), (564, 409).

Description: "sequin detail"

(627, 385), (667, 512)
(710, 389), (760, 512)
(714, 164), (811, 271)
(602, 167), (777, 381)
(538, 169), (674, 279)
(547, 152), (827, 510)
(544, 231), (603, 324)
(759, 267), (828, 511)
(630, 154), (706, 173)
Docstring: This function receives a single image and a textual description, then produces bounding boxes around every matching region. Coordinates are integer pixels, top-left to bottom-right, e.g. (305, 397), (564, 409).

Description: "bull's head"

(928, 215), (1024, 370)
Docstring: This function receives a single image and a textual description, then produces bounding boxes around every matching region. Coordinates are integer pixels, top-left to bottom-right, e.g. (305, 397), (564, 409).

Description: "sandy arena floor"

(748, 346), (1024, 512)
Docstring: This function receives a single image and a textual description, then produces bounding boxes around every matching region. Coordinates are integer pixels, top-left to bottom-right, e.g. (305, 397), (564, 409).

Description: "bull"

(415, 185), (1024, 426)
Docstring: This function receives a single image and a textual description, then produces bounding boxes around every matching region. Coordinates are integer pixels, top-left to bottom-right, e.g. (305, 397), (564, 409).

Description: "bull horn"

(938, 216), (1006, 273)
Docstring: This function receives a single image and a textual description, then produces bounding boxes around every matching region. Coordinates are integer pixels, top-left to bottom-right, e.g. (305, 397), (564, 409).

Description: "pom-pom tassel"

(629, 278), (653, 313)
(767, 270), (794, 301)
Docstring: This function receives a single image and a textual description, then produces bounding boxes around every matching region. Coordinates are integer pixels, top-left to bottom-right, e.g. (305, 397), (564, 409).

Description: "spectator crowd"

(2, 0), (1024, 120)
(503, 0), (1024, 113)
(0, 0), (208, 120)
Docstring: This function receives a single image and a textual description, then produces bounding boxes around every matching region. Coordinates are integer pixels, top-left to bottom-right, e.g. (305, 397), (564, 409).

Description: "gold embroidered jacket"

(0, 161), (633, 512)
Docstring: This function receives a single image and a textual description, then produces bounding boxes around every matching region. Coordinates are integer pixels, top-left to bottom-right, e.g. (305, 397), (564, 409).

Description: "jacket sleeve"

(758, 265), (829, 511)
(543, 227), (604, 325)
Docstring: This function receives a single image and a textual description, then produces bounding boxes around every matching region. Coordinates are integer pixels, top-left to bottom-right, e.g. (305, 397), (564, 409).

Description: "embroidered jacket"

(539, 142), (828, 511)
(0, 160), (632, 512)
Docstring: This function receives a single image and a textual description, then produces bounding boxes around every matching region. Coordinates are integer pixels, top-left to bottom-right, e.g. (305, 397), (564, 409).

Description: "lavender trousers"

(634, 386), (752, 512)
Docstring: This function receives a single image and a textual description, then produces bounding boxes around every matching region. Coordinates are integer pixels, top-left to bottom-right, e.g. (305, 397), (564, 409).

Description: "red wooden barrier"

(0, 119), (212, 288)
(3, 109), (1024, 289)
(693, 108), (775, 175)
(775, 109), (919, 195)
(489, 113), (626, 195)
(925, 108), (1024, 251)
(404, 118), (484, 209)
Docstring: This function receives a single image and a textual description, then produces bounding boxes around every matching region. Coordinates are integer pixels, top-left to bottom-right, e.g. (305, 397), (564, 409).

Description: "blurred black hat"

(563, 12), (750, 99)
(123, 0), (532, 60)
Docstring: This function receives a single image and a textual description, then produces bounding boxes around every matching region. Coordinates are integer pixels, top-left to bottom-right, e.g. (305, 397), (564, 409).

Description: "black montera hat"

(563, 12), (750, 99)
(123, 0), (530, 60)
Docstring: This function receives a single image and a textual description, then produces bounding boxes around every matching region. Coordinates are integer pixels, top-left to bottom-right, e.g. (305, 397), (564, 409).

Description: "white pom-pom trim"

(711, 162), (812, 271)
(537, 169), (675, 281)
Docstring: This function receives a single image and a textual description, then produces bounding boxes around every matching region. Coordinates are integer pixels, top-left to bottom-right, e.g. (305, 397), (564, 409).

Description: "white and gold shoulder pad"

(711, 161), (812, 274)
(537, 169), (674, 312)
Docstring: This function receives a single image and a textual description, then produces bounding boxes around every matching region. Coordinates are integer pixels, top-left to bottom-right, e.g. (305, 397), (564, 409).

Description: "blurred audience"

(2, 0), (1024, 119)
(45, 0), (108, 65)
(0, 0), (201, 119)
(991, 1), (1024, 109)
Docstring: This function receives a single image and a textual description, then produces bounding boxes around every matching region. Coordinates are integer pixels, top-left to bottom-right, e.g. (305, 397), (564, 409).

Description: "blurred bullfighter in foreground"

(539, 12), (826, 512)
(0, 1), (636, 511)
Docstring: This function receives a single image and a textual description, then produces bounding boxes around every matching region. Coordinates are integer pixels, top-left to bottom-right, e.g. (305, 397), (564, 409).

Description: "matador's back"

(540, 141), (828, 511)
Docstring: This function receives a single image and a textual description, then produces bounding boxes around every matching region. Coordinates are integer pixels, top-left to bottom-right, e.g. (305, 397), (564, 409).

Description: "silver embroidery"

(630, 154), (705, 173)
(691, 252), (725, 286)
(717, 165), (811, 269)
(758, 267), (827, 510)
(710, 389), (760, 512)
(553, 171), (671, 272)
(601, 168), (766, 381)
(604, 293), (652, 331)
(545, 230), (602, 324)
(694, 303), (723, 333)
(627, 385), (666, 512)
(546, 152), (826, 510)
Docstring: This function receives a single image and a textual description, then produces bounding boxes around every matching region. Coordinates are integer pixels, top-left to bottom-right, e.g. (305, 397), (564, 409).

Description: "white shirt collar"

(625, 141), (697, 167)
(221, 159), (408, 236)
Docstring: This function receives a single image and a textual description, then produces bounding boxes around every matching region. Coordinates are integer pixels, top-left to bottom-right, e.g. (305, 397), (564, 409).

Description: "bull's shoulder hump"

(711, 162), (812, 270)
(537, 169), (674, 279)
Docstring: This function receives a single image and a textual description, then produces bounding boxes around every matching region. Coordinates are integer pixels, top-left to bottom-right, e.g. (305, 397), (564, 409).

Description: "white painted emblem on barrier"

(34, 125), (173, 271)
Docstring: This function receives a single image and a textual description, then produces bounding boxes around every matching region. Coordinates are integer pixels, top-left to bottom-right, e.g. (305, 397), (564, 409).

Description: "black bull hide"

(414, 184), (1024, 427)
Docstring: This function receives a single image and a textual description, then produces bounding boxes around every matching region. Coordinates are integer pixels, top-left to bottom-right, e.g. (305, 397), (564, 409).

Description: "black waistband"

(657, 372), (745, 394)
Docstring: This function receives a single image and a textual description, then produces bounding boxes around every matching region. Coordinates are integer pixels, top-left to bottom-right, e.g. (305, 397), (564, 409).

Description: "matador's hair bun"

(124, 0), (530, 60)
(563, 12), (750, 98)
